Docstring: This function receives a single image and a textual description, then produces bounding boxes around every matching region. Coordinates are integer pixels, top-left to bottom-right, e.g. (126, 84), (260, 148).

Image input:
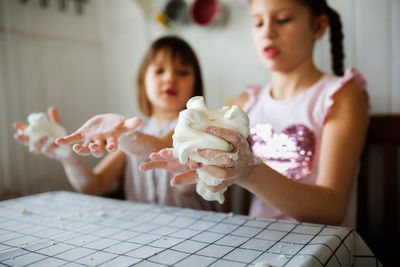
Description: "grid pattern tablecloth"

(0, 191), (380, 266)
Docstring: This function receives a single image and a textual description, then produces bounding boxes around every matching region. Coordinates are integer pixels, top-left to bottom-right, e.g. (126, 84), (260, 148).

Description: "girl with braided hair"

(141, 0), (369, 227)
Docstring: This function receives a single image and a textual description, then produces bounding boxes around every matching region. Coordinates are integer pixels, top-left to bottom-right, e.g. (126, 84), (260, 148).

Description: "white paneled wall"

(0, 0), (106, 199)
(355, 0), (391, 113)
(0, 0), (399, 200)
(392, 0), (400, 111)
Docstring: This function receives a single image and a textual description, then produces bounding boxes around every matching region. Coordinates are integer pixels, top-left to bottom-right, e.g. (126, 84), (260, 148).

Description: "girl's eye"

(251, 16), (263, 28)
(178, 70), (189, 76)
(252, 20), (263, 28)
(155, 68), (164, 74)
(276, 18), (292, 24)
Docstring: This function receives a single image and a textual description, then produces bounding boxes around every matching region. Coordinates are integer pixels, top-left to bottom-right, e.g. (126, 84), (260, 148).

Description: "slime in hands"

(19, 113), (70, 158)
(173, 96), (250, 204)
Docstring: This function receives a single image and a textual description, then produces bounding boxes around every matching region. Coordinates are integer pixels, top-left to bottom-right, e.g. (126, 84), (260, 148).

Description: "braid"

(326, 7), (344, 76)
(299, 0), (345, 76)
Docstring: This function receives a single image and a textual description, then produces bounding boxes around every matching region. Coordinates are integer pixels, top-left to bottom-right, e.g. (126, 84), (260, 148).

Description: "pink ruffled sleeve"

(242, 84), (262, 113)
(319, 68), (369, 125)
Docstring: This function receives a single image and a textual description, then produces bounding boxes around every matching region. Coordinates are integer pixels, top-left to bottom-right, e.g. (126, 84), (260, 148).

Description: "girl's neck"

(151, 109), (179, 125)
(270, 60), (323, 100)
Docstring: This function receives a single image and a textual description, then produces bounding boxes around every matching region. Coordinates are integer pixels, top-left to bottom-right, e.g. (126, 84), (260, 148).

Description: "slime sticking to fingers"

(173, 96), (250, 204)
(19, 113), (71, 158)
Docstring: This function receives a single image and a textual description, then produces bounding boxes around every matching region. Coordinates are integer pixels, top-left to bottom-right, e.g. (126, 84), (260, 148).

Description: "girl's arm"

(61, 150), (126, 196)
(57, 113), (194, 196)
(13, 108), (128, 196)
(118, 129), (173, 156)
(54, 113), (142, 195)
(234, 92), (250, 107)
(201, 80), (368, 225)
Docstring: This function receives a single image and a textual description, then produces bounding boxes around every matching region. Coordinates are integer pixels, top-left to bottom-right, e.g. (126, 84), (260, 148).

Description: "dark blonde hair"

(136, 35), (204, 116)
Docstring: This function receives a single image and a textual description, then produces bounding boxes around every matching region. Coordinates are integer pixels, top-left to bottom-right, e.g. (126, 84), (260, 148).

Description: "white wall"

(0, 0), (106, 199)
(102, 0), (400, 113)
(100, 0), (267, 112)
(0, 0), (399, 200)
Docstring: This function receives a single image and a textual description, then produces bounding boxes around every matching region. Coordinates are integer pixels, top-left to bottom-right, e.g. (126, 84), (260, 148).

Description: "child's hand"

(13, 107), (71, 160)
(191, 126), (259, 192)
(139, 148), (201, 185)
(139, 127), (258, 191)
(56, 114), (142, 158)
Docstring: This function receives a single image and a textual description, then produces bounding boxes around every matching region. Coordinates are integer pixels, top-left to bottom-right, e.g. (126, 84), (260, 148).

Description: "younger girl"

(14, 35), (216, 211)
(141, 0), (369, 228)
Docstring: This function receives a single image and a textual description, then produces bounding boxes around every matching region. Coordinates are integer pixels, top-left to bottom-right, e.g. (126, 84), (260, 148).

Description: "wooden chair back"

(357, 114), (400, 266)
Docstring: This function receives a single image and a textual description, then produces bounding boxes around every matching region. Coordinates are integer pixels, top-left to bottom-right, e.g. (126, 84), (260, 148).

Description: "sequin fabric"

(249, 123), (316, 180)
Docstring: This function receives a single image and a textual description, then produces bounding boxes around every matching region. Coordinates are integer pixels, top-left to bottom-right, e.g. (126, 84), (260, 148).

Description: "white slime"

(19, 112), (70, 158)
(173, 96), (249, 204)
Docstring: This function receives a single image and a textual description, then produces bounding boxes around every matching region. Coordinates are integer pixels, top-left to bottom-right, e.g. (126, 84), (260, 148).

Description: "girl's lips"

(263, 45), (281, 58)
(164, 89), (178, 96)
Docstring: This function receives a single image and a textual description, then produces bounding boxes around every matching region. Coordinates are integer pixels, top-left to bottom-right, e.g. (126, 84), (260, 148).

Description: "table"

(0, 191), (381, 266)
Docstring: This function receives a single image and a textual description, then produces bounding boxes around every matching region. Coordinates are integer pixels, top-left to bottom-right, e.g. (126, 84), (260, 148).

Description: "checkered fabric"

(0, 191), (381, 266)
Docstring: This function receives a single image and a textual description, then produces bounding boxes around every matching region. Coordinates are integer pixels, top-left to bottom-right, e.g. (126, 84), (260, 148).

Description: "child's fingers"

(13, 122), (28, 130)
(43, 143), (57, 156)
(170, 171), (197, 186)
(138, 161), (167, 171)
(34, 137), (48, 153)
(149, 152), (164, 161)
(148, 150), (200, 170)
(201, 165), (234, 179)
(89, 140), (105, 158)
(197, 149), (235, 167)
(106, 136), (118, 152)
(149, 149), (174, 161)
(188, 161), (201, 170)
(48, 107), (62, 125)
(206, 126), (242, 148)
(123, 117), (142, 130)
(89, 147), (105, 158)
(72, 144), (91, 155)
(56, 132), (83, 145)
(14, 133), (29, 144)
(204, 179), (234, 193)
(159, 148), (175, 159)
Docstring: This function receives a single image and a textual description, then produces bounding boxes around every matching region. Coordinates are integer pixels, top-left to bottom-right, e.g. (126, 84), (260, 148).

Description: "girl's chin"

(263, 62), (281, 71)
(160, 104), (186, 113)
(262, 61), (290, 72)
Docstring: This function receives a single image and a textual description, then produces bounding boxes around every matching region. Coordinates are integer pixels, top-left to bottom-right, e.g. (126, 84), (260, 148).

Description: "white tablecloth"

(0, 191), (381, 266)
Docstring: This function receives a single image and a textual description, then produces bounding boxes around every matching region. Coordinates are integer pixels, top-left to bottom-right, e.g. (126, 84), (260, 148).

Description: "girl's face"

(145, 49), (195, 115)
(251, 0), (322, 72)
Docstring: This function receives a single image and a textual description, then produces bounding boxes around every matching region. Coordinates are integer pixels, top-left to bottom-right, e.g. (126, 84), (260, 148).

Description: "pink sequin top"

(242, 69), (368, 228)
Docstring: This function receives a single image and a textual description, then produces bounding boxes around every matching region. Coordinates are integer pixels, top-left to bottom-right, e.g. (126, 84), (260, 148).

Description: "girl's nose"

(164, 70), (176, 82)
(264, 20), (277, 39)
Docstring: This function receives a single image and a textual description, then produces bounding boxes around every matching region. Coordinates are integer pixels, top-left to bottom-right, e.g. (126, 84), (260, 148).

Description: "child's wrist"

(61, 151), (79, 165)
(236, 162), (258, 189)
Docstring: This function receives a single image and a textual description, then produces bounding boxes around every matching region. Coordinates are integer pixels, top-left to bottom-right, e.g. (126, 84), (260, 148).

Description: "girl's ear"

(313, 14), (329, 40)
